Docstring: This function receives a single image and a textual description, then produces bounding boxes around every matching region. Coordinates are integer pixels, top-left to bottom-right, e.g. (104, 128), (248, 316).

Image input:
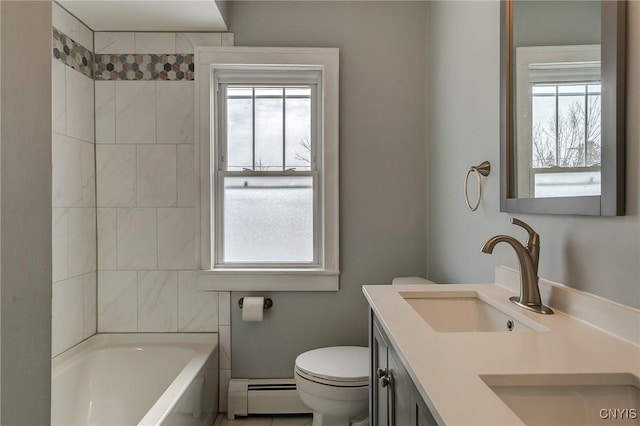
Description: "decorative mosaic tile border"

(52, 27), (94, 79)
(94, 54), (195, 81)
(52, 27), (197, 81)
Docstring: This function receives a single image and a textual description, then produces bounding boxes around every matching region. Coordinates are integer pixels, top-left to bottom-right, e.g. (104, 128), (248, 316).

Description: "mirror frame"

(500, 0), (626, 216)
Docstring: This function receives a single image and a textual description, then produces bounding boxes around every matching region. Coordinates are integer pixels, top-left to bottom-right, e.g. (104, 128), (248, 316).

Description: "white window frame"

(195, 47), (339, 291)
(514, 44), (600, 198)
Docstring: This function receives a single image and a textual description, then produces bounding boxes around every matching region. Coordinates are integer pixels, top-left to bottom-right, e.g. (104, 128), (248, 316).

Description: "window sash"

(530, 82), (601, 169)
(214, 171), (320, 269)
(217, 83), (318, 172)
(213, 73), (322, 269)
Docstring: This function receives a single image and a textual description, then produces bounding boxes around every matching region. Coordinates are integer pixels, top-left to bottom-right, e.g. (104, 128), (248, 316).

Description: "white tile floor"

(214, 414), (312, 426)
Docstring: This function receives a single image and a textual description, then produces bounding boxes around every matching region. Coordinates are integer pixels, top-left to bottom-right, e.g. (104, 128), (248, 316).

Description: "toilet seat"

(295, 346), (369, 387)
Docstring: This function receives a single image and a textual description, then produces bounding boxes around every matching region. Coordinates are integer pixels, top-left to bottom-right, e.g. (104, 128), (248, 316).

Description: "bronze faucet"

(481, 218), (553, 315)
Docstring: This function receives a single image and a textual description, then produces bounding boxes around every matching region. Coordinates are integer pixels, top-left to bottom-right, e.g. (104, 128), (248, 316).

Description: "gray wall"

(426, 1), (639, 309)
(227, 1), (428, 378)
(1, 1), (53, 424)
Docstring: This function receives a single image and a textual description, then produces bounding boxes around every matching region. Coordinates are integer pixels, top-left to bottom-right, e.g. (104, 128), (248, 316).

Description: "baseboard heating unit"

(227, 378), (311, 420)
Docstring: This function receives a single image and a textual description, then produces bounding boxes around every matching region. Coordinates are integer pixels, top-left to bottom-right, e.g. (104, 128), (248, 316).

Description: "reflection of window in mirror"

(515, 45), (601, 199)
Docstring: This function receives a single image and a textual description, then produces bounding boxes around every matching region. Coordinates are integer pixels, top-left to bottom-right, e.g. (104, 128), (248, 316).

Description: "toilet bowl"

(294, 346), (369, 426)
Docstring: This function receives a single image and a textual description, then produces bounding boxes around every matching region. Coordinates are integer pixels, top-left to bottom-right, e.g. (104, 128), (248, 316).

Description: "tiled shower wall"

(51, 4), (97, 357)
(93, 31), (234, 411)
(50, 1), (234, 408)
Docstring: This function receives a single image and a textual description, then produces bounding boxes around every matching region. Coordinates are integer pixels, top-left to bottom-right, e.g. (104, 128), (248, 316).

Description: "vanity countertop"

(362, 283), (640, 426)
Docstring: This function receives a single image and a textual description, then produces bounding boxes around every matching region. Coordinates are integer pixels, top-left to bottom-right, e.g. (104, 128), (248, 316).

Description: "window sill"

(196, 269), (339, 291)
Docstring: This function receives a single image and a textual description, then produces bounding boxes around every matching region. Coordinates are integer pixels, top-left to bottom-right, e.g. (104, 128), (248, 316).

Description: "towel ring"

(464, 161), (491, 211)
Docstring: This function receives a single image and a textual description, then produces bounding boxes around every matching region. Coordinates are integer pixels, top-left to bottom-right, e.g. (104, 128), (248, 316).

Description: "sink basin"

(401, 291), (544, 332)
(481, 373), (640, 425)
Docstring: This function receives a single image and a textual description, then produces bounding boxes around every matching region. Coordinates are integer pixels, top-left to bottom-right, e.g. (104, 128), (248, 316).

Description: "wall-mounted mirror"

(500, 0), (626, 216)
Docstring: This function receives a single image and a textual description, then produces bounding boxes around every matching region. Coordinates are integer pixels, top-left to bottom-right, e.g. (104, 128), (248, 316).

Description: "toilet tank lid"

(295, 346), (369, 382)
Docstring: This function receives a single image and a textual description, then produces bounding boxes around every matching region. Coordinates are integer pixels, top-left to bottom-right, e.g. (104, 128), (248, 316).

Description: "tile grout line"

(92, 26), (99, 338)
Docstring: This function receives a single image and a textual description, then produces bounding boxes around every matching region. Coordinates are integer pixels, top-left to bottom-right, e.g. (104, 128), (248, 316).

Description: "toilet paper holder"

(238, 297), (273, 310)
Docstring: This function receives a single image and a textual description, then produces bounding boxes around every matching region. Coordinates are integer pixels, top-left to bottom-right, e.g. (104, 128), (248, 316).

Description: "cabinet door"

(416, 396), (439, 426)
(388, 349), (416, 426)
(371, 316), (389, 426)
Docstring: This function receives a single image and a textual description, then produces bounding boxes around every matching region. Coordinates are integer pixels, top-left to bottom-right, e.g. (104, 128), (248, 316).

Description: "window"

(515, 45), (601, 198)
(195, 47), (339, 291)
(530, 82), (601, 198)
(217, 76), (318, 265)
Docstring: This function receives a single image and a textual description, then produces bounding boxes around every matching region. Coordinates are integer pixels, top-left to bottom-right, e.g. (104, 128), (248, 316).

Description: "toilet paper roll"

(242, 297), (264, 321)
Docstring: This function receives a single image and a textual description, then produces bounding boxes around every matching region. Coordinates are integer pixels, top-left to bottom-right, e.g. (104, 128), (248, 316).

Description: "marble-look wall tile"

(219, 325), (231, 369)
(178, 271), (218, 332)
(221, 33), (235, 47)
(135, 33), (176, 54)
(138, 270), (178, 332)
(52, 134), (82, 207)
(53, 136), (95, 208)
(67, 208), (97, 277)
(96, 145), (137, 207)
(95, 32), (135, 54)
(137, 144), (177, 207)
(219, 369), (231, 413)
(52, 208), (69, 283)
(66, 68), (95, 143)
(97, 208), (117, 270)
(83, 272), (97, 338)
(157, 81), (194, 143)
(52, 12), (97, 357)
(81, 142), (96, 207)
(52, 60), (67, 135)
(53, 2), (93, 51)
(177, 145), (196, 207)
(52, 3), (74, 42)
(115, 81), (156, 143)
(204, 364), (219, 418)
(175, 33), (222, 54)
(116, 208), (157, 270)
(219, 291), (230, 326)
(95, 81), (116, 143)
(157, 208), (195, 269)
(98, 271), (137, 332)
(52, 275), (84, 356)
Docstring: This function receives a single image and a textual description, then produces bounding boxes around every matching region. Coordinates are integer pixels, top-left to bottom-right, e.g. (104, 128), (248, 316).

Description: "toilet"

(294, 346), (369, 426)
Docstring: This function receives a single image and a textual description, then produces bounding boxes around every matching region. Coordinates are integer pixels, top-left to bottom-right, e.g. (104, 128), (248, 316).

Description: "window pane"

(586, 93), (601, 166)
(285, 87), (312, 170)
(558, 84), (586, 95)
(532, 85), (556, 95)
(531, 94), (556, 167)
(255, 88), (283, 170)
(226, 87), (253, 171)
(534, 171), (601, 198)
(223, 176), (314, 263)
(558, 95), (586, 167)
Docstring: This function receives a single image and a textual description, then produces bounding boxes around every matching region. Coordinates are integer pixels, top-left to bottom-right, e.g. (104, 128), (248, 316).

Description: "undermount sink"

(401, 291), (545, 333)
(481, 373), (640, 426)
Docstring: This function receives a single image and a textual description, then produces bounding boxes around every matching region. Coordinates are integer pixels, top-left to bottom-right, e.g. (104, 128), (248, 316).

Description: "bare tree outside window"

(294, 136), (312, 167)
(532, 92), (601, 169)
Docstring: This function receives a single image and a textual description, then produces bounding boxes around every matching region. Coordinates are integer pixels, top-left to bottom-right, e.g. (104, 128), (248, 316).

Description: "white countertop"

(362, 283), (640, 426)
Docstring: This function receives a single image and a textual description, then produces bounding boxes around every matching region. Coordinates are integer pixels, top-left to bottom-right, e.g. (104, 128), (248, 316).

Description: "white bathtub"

(52, 333), (218, 426)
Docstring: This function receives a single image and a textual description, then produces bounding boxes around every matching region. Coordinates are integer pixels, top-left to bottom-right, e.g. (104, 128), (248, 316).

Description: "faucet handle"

(511, 218), (539, 247)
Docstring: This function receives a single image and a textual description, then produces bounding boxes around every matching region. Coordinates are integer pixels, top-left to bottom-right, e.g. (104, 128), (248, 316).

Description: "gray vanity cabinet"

(370, 311), (438, 426)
